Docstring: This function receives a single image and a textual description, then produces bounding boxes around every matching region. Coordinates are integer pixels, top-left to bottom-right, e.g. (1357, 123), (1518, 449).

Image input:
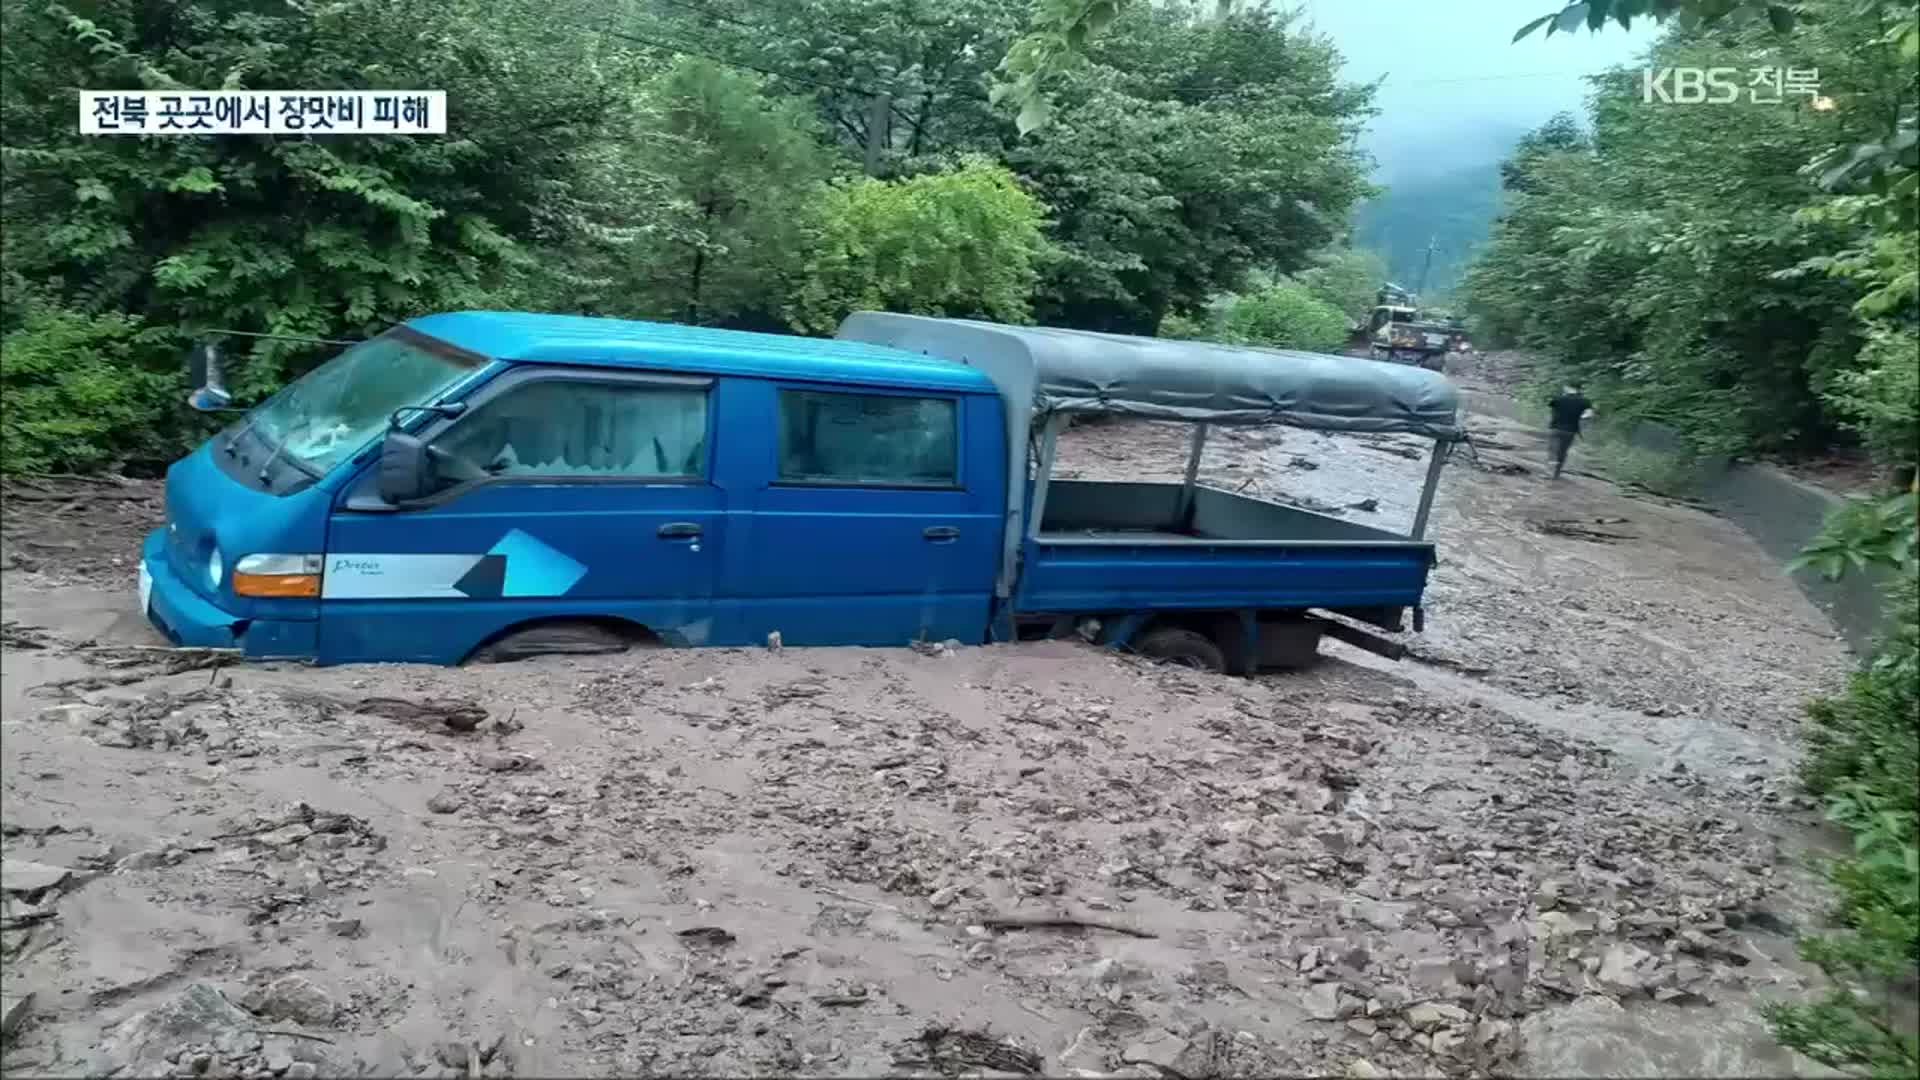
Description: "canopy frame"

(835, 313), (1464, 598)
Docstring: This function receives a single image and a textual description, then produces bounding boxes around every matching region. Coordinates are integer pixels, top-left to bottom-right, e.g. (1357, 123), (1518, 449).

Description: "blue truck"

(140, 311), (1462, 673)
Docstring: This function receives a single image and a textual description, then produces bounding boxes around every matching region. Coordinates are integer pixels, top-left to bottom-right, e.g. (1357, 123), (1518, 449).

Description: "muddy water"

(1, 379), (1858, 1079)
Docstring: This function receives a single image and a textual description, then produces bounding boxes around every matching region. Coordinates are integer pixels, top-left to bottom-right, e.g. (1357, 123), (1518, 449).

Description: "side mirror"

(377, 430), (435, 504)
(185, 342), (231, 411)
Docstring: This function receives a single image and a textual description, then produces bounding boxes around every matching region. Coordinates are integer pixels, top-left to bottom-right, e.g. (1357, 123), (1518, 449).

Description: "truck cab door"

(318, 367), (726, 664)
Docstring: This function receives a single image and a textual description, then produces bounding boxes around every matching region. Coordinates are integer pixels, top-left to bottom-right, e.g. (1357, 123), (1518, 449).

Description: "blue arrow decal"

(488, 529), (587, 598)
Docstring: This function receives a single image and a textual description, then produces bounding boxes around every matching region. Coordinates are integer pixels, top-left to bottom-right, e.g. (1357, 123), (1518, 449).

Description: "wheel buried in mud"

(1133, 627), (1227, 673)
(467, 620), (646, 664)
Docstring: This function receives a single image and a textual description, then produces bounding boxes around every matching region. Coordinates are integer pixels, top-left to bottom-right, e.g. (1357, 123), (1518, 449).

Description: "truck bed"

(1014, 479), (1434, 617)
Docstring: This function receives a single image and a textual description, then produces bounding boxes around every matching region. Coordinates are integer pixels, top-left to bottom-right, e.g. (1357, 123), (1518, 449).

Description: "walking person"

(1547, 381), (1596, 480)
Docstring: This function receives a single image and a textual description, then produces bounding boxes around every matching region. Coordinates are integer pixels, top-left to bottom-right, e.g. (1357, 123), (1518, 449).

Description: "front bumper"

(140, 529), (316, 658)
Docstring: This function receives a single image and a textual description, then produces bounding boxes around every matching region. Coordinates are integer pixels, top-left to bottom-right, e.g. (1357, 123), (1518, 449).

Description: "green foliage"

(1218, 281), (1351, 352)
(618, 59), (835, 326)
(1462, 4), (1916, 461)
(0, 308), (190, 474)
(1155, 311), (1213, 340)
(785, 160), (1053, 333)
(1821, 328), (1920, 467)
(1769, 570), (1920, 1079)
(1584, 428), (1705, 497)
(1792, 490), (1920, 579)
(1014, 4), (1373, 333)
(1, 0), (668, 394)
(1293, 247), (1390, 324)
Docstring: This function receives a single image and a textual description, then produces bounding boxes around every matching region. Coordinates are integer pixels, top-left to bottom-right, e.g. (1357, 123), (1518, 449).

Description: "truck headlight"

(233, 554), (323, 598)
(208, 549), (224, 589)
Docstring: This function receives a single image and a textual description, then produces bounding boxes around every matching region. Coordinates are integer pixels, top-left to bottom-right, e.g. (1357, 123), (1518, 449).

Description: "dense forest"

(1461, 5), (1916, 475)
(1456, 5), (1917, 1073)
(0, 0), (1391, 474)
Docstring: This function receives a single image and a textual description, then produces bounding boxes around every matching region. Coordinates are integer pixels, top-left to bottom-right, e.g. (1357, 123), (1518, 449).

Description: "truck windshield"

(239, 328), (484, 478)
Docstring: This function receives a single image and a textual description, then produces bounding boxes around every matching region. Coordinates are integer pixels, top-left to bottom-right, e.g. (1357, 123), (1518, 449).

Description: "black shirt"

(1549, 392), (1592, 433)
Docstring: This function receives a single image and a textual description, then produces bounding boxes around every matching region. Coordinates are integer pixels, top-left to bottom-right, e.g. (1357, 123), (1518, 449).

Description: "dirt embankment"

(0, 376), (1855, 1079)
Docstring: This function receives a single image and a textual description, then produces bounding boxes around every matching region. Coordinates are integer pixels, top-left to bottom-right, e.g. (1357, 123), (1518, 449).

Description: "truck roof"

(406, 311), (995, 394)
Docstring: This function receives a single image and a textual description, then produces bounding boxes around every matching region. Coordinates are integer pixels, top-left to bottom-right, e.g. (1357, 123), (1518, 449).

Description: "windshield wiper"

(255, 412), (320, 486)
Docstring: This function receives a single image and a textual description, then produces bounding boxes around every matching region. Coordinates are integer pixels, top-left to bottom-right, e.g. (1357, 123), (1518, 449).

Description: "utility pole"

(864, 91), (892, 177)
(1414, 234), (1438, 298)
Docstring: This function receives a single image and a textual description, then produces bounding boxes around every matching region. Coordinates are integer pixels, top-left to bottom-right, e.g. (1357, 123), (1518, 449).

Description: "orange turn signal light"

(231, 554), (323, 598)
(233, 572), (321, 597)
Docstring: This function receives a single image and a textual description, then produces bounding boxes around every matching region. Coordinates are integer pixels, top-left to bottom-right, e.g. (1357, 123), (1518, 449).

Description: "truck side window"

(429, 380), (708, 486)
(776, 390), (957, 487)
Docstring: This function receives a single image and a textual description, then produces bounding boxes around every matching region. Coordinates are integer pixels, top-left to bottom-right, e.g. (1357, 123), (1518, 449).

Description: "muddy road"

(1, 372), (1854, 1079)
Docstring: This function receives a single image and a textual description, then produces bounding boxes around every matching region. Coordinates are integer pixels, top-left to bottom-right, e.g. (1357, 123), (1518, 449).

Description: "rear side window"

(431, 380), (708, 483)
(777, 389), (957, 487)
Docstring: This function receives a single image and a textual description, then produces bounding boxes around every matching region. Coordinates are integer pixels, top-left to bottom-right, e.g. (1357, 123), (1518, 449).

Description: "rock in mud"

(426, 789), (464, 814)
(115, 846), (181, 872)
(1596, 942), (1654, 996)
(94, 984), (254, 1071)
(1120, 1029), (1190, 1072)
(259, 974), (336, 1026)
(1, 991), (32, 1039)
(254, 823), (312, 848)
(37, 703), (106, 726)
(1302, 981), (1344, 1021)
(0, 859), (72, 895)
(1404, 1002), (1469, 1033)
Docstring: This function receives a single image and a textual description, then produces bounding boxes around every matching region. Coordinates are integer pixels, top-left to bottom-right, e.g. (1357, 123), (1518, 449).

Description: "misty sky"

(1295, 0), (1657, 180)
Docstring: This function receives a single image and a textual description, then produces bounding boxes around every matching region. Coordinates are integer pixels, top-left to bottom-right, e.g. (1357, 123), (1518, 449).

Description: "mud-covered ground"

(0, 370), (1857, 1079)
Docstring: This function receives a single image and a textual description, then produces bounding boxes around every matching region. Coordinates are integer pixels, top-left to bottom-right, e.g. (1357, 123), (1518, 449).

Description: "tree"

(1459, 6), (1910, 456)
(1218, 281), (1350, 351)
(784, 159), (1054, 333)
(1010, 4), (1373, 333)
(619, 59), (834, 327)
(0, 0), (667, 392)
(1293, 247), (1390, 323)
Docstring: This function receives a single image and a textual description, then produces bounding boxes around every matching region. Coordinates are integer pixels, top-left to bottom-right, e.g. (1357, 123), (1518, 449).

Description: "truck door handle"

(923, 526), (960, 541)
(658, 522), (703, 539)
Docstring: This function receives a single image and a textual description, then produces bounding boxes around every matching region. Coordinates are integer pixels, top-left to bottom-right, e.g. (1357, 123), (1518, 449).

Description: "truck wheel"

(1134, 627), (1227, 673)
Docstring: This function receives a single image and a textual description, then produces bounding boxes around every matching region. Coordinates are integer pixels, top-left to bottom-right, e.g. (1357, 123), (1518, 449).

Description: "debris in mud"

(1288, 456), (1320, 470)
(93, 983), (259, 1072)
(1346, 498), (1380, 513)
(1, 894), (58, 932)
(1, 621), (57, 650)
(980, 912), (1158, 939)
(44, 646), (237, 691)
(1528, 517), (1637, 543)
(349, 695), (488, 732)
(895, 1025), (1042, 1077)
(676, 926), (737, 949)
(474, 750), (537, 773)
(763, 677), (831, 704)
(215, 803), (384, 855)
(74, 687), (234, 752)
(1477, 459), (1531, 476)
